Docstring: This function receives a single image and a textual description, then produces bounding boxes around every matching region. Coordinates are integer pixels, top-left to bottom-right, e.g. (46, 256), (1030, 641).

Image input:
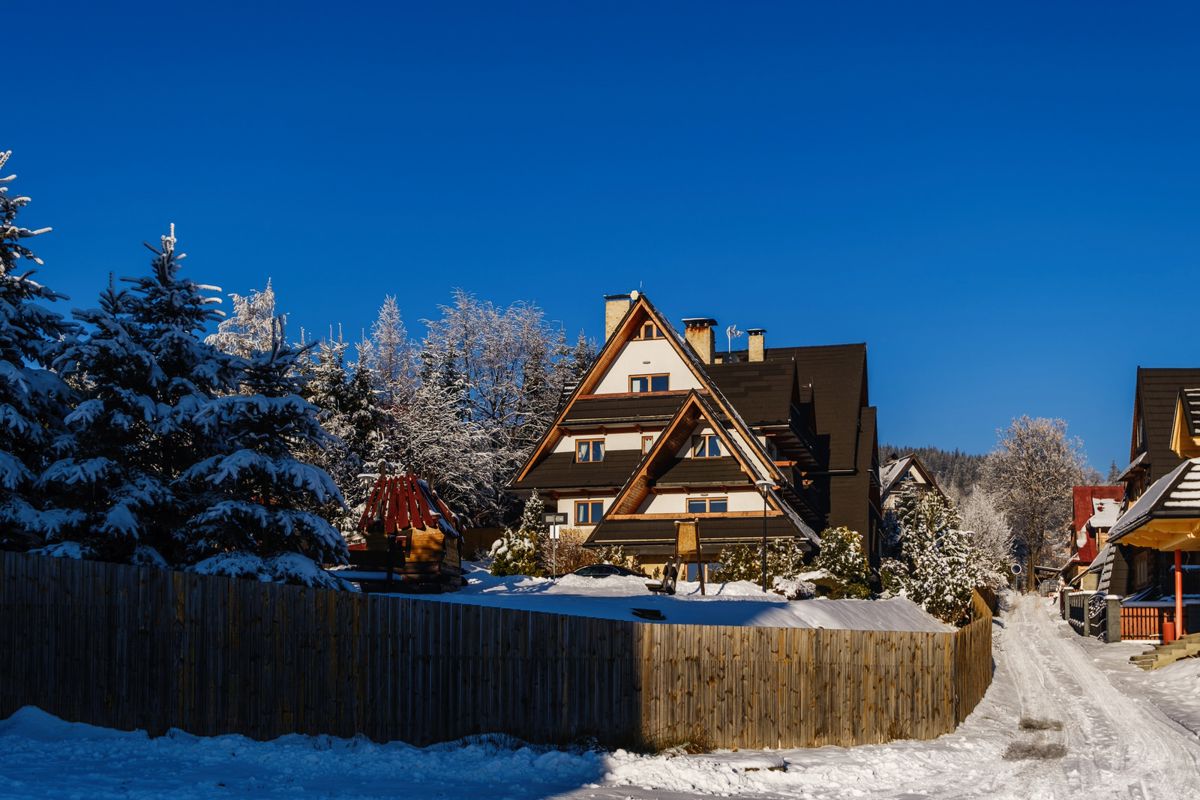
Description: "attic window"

(575, 438), (605, 463)
(575, 500), (604, 525)
(642, 434), (654, 453)
(629, 374), (669, 393)
(635, 322), (664, 340)
(687, 497), (728, 513)
(693, 433), (722, 458)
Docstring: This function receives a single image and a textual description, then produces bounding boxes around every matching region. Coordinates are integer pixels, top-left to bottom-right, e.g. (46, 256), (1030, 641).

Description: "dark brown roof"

(561, 394), (686, 426)
(1134, 368), (1200, 483)
(706, 361), (797, 426)
(655, 456), (747, 487)
(511, 450), (643, 491)
(586, 516), (814, 553)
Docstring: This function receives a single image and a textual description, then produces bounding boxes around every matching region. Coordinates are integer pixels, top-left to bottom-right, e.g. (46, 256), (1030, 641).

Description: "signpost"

(543, 512), (568, 576)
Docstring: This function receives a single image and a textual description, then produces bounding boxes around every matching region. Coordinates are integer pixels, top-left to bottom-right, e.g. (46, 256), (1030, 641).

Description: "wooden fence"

(0, 551), (993, 750)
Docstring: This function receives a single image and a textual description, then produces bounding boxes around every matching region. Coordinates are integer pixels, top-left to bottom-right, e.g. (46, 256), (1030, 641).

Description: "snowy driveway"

(2, 595), (1199, 799)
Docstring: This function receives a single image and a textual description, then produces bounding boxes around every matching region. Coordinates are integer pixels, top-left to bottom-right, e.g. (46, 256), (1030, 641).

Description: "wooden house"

(879, 453), (945, 512)
(510, 291), (881, 573)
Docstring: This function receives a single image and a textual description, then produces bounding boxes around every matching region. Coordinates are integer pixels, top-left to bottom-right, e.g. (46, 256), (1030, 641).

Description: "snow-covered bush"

(0, 150), (75, 550)
(715, 538), (812, 586)
(190, 551), (356, 591)
(539, 527), (594, 575)
(815, 526), (871, 599)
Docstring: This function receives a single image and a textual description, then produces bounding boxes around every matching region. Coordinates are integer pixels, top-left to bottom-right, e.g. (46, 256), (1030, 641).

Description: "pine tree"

(0, 150), (75, 549)
(44, 226), (236, 563)
(815, 527), (871, 598)
(41, 283), (171, 561)
(364, 295), (414, 409)
(490, 491), (546, 577)
(302, 337), (383, 532)
(179, 317), (349, 585)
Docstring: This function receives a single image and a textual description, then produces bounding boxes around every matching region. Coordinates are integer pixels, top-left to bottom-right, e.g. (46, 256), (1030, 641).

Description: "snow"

(28, 540), (93, 560)
(7, 594), (1200, 799)
(373, 564), (950, 632)
(191, 552), (357, 591)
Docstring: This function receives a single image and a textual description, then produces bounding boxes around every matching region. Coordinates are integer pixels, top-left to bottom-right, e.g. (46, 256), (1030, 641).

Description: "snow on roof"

(1110, 458), (1200, 543)
(390, 565), (951, 632)
(879, 456), (913, 494)
(1087, 498), (1122, 530)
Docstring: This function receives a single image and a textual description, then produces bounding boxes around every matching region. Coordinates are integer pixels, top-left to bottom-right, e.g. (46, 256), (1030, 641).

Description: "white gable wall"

(642, 487), (765, 514)
(592, 338), (702, 394)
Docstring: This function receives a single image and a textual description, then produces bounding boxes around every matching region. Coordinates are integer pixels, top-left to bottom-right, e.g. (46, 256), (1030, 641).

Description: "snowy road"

(2, 595), (1199, 799)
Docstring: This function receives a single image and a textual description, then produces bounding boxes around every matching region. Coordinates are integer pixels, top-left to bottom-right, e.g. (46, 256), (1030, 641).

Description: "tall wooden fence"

(0, 552), (993, 750)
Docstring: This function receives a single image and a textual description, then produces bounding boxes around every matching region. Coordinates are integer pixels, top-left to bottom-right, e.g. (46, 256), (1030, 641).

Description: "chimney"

(604, 293), (632, 341)
(748, 328), (766, 362)
(682, 317), (717, 364)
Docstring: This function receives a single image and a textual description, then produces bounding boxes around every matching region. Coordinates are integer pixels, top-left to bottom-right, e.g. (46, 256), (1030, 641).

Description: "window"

(686, 497), (728, 514)
(575, 439), (605, 463)
(693, 433), (722, 458)
(635, 322), (664, 340)
(641, 435), (655, 453)
(575, 500), (604, 525)
(629, 374), (670, 393)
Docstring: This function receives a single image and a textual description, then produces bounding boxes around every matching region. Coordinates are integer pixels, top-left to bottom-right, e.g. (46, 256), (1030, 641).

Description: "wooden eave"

(1171, 391), (1200, 458)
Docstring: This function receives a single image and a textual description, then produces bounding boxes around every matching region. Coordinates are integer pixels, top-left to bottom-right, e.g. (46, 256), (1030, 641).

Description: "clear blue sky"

(9, 1), (1200, 470)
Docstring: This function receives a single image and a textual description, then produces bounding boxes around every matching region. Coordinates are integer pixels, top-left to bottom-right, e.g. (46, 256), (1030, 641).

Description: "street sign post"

(542, 512), (568, 575)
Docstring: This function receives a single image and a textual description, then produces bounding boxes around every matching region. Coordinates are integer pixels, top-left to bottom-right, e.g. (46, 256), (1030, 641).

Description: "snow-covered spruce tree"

(714, 544), (761, 582)
(489, 490), (546, 577)
(41, 283), (170, 562)
(815, 526), (871, 598)
(886, 488), (987, 625)
(179, 317), (350, 588)
(301, 337), (383, 533)
(364, 295), (415, 409)
(0, 150), (75, 549)
(204, 279), (281, 360)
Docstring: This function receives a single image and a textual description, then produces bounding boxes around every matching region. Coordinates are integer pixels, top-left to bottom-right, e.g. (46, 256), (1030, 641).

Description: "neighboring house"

(1094, 370), (1200, 638)
(1061, 486), (1124, 586)
(879, 453), (945, 511)
(509, 291), (882, 573)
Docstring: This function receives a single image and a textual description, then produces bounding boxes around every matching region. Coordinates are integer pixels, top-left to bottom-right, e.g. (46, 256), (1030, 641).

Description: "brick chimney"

(604, 293), (632, 341)
(748, 328), (766, 362)
(682, 318), (717, 364)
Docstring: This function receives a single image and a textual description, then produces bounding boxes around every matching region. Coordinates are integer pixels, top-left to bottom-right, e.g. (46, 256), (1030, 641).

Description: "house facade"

(510, 292), (881, 572)
(879, 453), (945, 512)
(1061, 485), (1124, 587)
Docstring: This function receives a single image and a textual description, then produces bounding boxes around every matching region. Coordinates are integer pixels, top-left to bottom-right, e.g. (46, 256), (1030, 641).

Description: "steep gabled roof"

(1170, 388), (1200, 458)
(1109, 458), (1200, 549)
(512, 293), (787, 487)
(879, 454), (942, 500)
(1131, 368), (1200, 483)
(594, 391), (818, 545)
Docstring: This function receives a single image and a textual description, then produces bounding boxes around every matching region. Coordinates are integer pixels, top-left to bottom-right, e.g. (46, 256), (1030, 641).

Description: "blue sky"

(8, 1), (1200, 470)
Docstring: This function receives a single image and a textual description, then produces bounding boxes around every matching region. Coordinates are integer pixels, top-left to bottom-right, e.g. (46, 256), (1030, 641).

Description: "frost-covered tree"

(0, 150), (75, 549)
(958, 488), (1014, 586)
(815, 526), (871, 598)
(204, 280), (281, 360)
(592, 545), (643, 573)
(715, 539), (810, 585)
(489, 491), (546, 577)
(982, 417), (1088, 585)
(178, 318), (349, 582)
(884, 488), (994, 625)
(364, 295), (415, 408)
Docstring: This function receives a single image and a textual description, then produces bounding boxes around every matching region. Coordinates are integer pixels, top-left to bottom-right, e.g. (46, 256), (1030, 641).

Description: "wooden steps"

(1130, 632), (1200, 670)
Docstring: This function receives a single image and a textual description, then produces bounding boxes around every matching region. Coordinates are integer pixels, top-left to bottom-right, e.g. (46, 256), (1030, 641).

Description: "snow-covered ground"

(4, 594), (1200, 799)
(373, 564), (950, 632)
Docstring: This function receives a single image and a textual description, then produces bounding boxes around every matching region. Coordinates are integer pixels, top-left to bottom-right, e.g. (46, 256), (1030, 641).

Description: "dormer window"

(693, 433), (722, 458)
(635, 322), (664, 340)
(630, 374), (669, 393)
(575, 438), (605, 463)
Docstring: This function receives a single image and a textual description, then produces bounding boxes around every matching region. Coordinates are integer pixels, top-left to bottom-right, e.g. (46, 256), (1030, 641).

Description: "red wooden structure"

(344, 472), (464, 592)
